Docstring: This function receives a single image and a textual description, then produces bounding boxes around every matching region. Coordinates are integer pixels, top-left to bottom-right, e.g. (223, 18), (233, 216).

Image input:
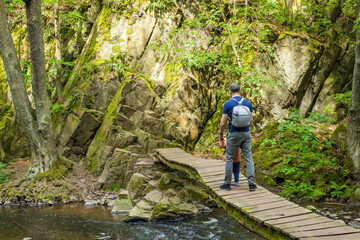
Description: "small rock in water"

(349, 220), (360, 229)
(85, 200), (98, 206)
(335, 219), (346, 225)
(23, 238), (33, 240)
(93, 236), (110, 240)
(306, 205), (317, 212)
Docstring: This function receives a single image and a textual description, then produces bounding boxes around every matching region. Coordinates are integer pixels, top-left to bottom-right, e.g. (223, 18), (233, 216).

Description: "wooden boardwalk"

(154, 148), (360, 240)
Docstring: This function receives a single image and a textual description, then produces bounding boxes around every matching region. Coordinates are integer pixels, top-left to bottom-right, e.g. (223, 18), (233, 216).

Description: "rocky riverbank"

(0, 153), (218, 222)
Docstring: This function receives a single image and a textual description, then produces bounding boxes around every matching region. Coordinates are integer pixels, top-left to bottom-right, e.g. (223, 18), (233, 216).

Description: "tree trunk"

(54, 0), (63, 102)
(0, 0), (57, 178)
(347, 0), (360, 176)
(24, 0), (57, 177)
(0, 0), (39, 154)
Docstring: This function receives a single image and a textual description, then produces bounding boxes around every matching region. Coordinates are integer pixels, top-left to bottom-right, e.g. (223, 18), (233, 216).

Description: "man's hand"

(219, 138), (226, 148)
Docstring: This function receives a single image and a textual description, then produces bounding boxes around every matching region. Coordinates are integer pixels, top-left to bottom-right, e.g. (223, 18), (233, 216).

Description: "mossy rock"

(126, 173), (149, 199)
(33, 157), (73, 183)
(124, 205), (151, 222)
(112, 190), (134, 214)
(150, 197), (199, 221)
(330, 124), (347, 149)
(348, 188), (360, 202)
(158, 172), (184, 191)
(176, 185), (209, 204)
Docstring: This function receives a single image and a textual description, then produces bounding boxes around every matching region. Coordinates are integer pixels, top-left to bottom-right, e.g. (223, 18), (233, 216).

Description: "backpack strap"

(232, 97), (244, 105)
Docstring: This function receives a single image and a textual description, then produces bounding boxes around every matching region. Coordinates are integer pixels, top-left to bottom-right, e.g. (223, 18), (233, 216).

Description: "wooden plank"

(299, 232), (360, 240)
(276, 216), (335, 230)
(203, 174), (247, 182)
(289, 226), (360, 238)
(207, 179), (249, 187)
(245, 201), (300, 214)
(265, 213), (322, 226)
(233, 199), (290, 211)
(231, 197), (285, 208)
(194, 164), (224, 170)
(287, 221), (348, 233)
(224, 192), (274, 201)
(250, 206), (312, 223)
(198, 169), (224, 175)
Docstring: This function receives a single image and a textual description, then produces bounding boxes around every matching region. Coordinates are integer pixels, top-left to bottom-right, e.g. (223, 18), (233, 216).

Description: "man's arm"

(219, 114), (228, 141)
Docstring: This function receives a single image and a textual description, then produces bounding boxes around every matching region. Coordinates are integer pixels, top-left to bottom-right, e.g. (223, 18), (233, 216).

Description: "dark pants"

(233, 162), (240, 182)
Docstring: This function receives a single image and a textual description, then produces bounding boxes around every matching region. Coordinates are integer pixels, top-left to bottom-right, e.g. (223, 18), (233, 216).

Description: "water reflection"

(0, 204), (264, 240)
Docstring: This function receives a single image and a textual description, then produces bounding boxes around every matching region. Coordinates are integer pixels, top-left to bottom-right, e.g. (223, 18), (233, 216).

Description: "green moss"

(277, 31), (301, 41)
(126, 28), (133, 35)
(85, 78), (131, 175)
(33, 156), (73, 183)
(164, 62), (183, 98)
(177, 185), (209, 203)
(158, 172), (184, 191)
(63, 7), (112, 97)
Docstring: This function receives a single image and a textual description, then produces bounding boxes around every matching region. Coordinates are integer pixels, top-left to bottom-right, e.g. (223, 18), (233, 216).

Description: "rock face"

(254, 32), (353, 122)
(0, 0), (355, 198)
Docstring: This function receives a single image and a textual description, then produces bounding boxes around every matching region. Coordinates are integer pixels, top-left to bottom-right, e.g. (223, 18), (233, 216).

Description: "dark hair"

(228, 83), (240, 93)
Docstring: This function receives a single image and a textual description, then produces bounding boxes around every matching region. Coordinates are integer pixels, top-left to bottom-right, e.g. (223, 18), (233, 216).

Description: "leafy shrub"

(255, 110), (354, 200)
(0, 162), (10, 184)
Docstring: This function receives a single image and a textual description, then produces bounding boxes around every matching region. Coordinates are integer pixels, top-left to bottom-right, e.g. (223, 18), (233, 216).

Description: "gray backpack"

(231, 98), (251, 128)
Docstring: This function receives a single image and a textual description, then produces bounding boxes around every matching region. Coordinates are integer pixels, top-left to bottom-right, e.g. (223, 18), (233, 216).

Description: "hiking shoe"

(220, 183), (231, 191)
(231, 181), (239, 186)
(249, 183), (257, 192)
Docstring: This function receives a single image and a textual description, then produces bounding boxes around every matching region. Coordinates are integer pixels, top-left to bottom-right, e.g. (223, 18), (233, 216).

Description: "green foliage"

(99, 53), (127, 79)
(0, 162), (10, 184)
(66, 92), (83, 110)
(4, 0), (23, 13)
(145, 0), (176, 16)
(59, 11), (83, 30)
(333, 91), (352, 107)
(255, 110), (353, 200)
(50, 103), (64, 114)
(19, 60), (31, 85)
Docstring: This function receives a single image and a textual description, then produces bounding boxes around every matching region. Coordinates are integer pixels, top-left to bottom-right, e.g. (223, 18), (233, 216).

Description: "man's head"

(228, 83), (240, 95)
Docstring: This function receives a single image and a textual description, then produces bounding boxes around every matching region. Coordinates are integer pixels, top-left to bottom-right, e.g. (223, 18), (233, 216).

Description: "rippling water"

(0, 204), (264, 240)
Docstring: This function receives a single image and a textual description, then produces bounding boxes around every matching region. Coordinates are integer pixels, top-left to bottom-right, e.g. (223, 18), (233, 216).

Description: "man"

(219, 83), (257, 191)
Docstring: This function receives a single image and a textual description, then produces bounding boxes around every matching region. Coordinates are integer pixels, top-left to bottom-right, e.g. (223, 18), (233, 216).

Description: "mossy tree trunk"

(0, 0), (57, 178)
(347, 0), (360, 177)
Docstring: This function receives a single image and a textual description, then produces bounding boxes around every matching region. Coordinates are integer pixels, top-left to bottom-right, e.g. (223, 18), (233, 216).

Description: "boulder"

(158, 172), (184, 191)
(143, 180), (158, 195)
(150, 197), (199, 221)
(348, 188), (360, 203)
(143, 190), (163, 206)
(177, 185), (209, 204)
(126, 173), (149, 199)
(98, 149), (139, 189)
(113, 131), (137, 149)
(331, 124), (347, 148)
(110, 190), (133, 214)
(124, 205), (152, 222)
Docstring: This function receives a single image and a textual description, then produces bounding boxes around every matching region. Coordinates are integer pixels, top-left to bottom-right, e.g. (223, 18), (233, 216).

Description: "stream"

(0, 204), (264, 240)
